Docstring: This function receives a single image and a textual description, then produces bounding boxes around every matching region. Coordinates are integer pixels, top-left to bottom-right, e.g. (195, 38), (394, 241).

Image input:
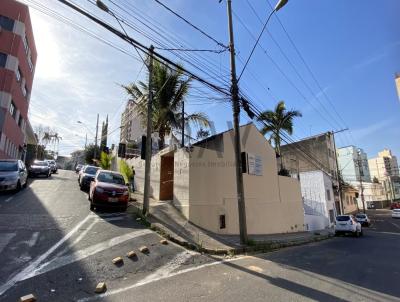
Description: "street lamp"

(275, 0), (288, 11)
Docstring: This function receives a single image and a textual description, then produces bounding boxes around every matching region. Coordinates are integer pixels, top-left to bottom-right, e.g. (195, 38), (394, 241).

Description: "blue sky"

(25, 0), (400, 159)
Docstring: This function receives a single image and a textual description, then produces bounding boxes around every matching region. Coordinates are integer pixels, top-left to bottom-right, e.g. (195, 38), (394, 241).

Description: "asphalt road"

(0, 171), (399, 301)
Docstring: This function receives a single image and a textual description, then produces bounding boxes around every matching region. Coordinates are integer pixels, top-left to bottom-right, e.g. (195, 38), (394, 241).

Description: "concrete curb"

(129, 202), (334, 255)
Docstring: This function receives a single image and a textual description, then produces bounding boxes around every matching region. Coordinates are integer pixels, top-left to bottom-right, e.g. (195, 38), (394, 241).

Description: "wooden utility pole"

(226, 0), (248, 245)
(143, 45), (154, 216)
(94, 113), (99, 159)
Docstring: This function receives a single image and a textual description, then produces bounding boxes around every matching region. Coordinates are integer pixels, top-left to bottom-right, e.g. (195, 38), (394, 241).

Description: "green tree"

(119, 159), (133, 184)
(122, 60), (210, 150)
(257, 101), (302, 155)
(99, 151), (112, 170)
(84, 144), (100, 164)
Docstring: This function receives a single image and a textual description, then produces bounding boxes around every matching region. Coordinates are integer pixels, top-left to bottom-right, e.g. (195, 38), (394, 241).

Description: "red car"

(390, 203), (400, 210)
(89, 170), (129, 212)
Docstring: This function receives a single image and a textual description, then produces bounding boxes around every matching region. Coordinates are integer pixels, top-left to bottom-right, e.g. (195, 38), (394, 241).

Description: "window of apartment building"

(18, 115), (23, 128)
(9, 101), (16, 119)
(0, 15), (15, 31)
(0, 52), (7, 68)
(326, 189), (331, 201)
(23, 34), (29, 54)
(27, 53), (33, 72)
(16, 67), (22, 82)
(22, 85), (27, 97)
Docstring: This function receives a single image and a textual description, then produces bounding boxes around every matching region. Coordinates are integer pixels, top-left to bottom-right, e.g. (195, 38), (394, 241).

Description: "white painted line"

(368, 231), (400, 236)
(0, 233), (16, 254)
(78, 254), (248, 302)
(0, 213), (94, 296)
(390, 222), (400, 230)
(25, 232), (40, 248)
(5, 196), (13, 202)
(23, 229), (153, 280)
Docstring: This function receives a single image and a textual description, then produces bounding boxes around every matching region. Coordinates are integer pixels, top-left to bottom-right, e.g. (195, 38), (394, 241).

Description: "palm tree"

(122, 60), (210, 150)
(257, 101), (302, 155)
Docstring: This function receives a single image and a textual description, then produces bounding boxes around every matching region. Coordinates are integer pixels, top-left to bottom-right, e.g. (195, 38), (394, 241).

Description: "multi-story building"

(337, 146), (371, 183)
(0, 0), (37, 159)
(369, 149), (400, 201)
(395, 73), (400, 102)
(120, 99), (146, 145)
(280, 132), (341, 213)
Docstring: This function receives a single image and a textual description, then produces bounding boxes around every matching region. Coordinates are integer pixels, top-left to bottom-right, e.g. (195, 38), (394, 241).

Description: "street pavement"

(0, 170), (399, 301)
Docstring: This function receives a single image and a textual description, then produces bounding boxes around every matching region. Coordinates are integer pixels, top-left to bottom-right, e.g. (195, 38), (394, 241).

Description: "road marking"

(78, 254), (248, 302)
(25, 232), (40, 247)
(5, 196), (13, 202)
(368, 231), (400, 236)
(23, 229), (153, 280)
(390, 222), (400, 230)
(0, 213), (94, 296)
(0, 233), (16, 254)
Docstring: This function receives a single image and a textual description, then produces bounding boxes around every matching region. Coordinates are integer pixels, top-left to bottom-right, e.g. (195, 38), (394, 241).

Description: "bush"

(119, 159), (134, 183)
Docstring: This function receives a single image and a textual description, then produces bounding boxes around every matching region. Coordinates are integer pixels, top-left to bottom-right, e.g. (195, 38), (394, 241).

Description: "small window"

(22, 85), (27, 97)
(18, 115), (23, 128)
(0, 52), (7, 68)
(0, 15), (15, 31)
(326, 189), (331, 201)
(23, 35), (29, 54)
(16, 67), (21, 82)
(9, 101), (16, 119)
(219, 215), (226, 229)
(27, 53), (33, 72)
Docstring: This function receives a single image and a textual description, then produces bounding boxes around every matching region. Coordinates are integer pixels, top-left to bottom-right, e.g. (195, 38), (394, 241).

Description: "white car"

(392, 209), (400, 219)
(334, 215), (363, 237)
(0, 159), (28, 191)
(355, 213), (370, 226)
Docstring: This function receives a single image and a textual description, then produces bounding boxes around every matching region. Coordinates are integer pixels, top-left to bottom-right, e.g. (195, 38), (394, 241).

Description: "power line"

(152, 0), (227, 50)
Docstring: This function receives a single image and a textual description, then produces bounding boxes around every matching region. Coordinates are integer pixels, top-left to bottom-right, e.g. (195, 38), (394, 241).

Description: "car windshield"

(85, 167), (99, 175)
(356, 214), (366, 218)
(0, 161), (18, 171)
(336, 216), (350, 221)
(97, 172), (125, 185)
(34, 161), (48, 167)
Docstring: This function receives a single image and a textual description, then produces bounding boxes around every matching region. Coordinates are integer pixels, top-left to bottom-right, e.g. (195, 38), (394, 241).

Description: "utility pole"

(143, 45), (154, 216)
(85, 133), (87, 149)
(357, 149), (366, 213)
(181, 100), (185, 147)
(226, 0), (247, 245)
(94, 113), (99, 160)
(331, 128), (348, 215)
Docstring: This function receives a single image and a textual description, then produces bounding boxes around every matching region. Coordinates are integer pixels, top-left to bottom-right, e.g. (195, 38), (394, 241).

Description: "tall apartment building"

(369, 149), (399, 181)
(337, 146), (371, 183)
(369, 149), (400, 201)
(0, 0), (37, 159)
(120, 99), (145, 145)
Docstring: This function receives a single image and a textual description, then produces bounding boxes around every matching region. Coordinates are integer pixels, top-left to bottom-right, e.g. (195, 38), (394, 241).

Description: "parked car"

(79, 165), (99, 191)
(45, 159), (58, 174)
(29, 160), (51, 178)
(77, 165), (87, 183)
(392, 209), (400, 219)
(334, 215), (363, 237)
(355, 213), (370, 226)
(89, 170), (129, 212)
(367, 202), (375, 209)
(0, 159), (28, 191)
(75, 164), (83, 173)
(390, 202), (400, 210)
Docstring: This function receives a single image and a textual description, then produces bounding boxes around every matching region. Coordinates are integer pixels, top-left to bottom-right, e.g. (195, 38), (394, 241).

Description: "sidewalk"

(128, 192), (334, 255)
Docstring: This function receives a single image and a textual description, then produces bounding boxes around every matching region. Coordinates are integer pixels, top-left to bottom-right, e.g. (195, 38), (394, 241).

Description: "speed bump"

(20, 294), (36, 302)
(139, 246), (149, 253)
(95, 282), (107, 293)
(127, 251), (137, 258)
(112, 257), (123, 265)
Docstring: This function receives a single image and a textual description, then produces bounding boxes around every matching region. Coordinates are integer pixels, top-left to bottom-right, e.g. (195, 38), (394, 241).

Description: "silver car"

(0, 159), (28, 191)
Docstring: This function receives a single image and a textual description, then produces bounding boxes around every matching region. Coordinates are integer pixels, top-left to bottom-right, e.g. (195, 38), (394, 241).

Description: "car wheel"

(120, 205), (128, 212)
(15, 181), (21, 192)
(90, 203), (95, 211)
